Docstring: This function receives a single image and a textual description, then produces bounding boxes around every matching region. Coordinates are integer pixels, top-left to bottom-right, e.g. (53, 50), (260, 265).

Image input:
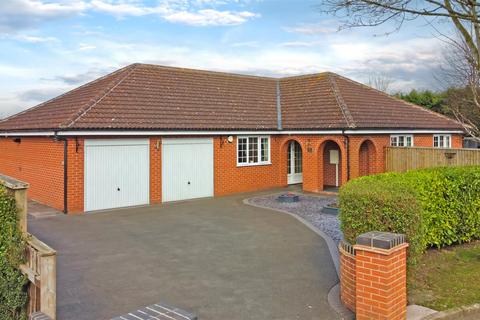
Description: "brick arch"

(280, 138), (304, 186)
(318, 139), (344, 189)
(358, 139), (377, 177)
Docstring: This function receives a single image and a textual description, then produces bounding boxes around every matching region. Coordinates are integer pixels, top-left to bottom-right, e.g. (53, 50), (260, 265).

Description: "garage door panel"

(162, 138), (213, 202)
(84, 139), (150, 211)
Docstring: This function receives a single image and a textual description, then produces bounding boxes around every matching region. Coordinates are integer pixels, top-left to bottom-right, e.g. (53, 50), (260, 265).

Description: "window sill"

(237, 162), (272, 167)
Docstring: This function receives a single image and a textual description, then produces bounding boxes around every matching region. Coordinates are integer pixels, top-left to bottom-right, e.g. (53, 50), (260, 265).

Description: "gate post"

(0, 174), (29, 234)
(354, 232), (408, 320)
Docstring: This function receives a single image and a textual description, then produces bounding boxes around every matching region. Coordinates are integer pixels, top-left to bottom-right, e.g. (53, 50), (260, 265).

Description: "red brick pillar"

(339, 241), (356, 312)
(354, 232), (408, 320)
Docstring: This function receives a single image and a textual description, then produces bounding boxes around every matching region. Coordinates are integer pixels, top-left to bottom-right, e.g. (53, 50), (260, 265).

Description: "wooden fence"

(0, 174), (56, 320)
(20, 236), (56, 319)
(385, 147), (480, 172)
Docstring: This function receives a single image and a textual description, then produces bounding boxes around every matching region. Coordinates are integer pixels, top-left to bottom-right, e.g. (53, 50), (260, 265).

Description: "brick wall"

(214, 136), (283, 196)
(67, 138), (84, 213)
(339, 233), (409, 320)
(0, 133), (465, 213)
(0, 137), (65, 211)
(354, 244), (408, 320)
(150, 137), (162, 204)
(339, 244), (356, 312)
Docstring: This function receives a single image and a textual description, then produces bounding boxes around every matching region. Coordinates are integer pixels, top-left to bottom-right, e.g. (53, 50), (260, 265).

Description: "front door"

(287, 141), (303, 184)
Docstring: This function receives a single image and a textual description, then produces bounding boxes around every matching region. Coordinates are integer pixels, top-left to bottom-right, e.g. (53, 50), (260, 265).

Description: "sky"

(0, 0), (450, 118)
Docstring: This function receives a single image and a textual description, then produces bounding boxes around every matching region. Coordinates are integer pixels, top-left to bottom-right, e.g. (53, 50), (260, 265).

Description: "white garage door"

(162, 138), (214, 202)
(84, 139), (150, 211)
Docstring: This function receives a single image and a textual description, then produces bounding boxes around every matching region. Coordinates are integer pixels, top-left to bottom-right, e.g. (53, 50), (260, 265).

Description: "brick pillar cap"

(356, 231), (406, 250)
(0, 174), (29, 190)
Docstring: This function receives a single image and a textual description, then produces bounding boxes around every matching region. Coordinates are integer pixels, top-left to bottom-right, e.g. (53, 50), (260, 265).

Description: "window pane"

(434, 136), (439, 147)
(391, 136), (397, 146)
(446, 135), (450, 147)
(261, 138), (269, 162)
(294, 142), (302, 173)
(399, 136), (405, 146)
(439, 135), (444, 147)
(238, 138), (247, 163)
(248, 137), (258, 163)
(287, 143), (291, 174)
(406, 136), (412, 147)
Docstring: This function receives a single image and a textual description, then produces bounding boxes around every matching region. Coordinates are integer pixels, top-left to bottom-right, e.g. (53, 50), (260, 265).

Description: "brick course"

(0, 133), (464, 213)
(0, 137), (65, 211)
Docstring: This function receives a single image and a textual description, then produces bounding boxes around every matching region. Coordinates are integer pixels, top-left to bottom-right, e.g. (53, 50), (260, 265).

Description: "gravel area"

(247, 193), (343, 244)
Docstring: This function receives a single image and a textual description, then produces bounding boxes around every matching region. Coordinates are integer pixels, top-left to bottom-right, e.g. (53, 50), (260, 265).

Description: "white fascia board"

(1, 131), (55, 137)
(344, 129), (464, 134)
(55, 130), (344, 136)
(0, 129), (464, 137)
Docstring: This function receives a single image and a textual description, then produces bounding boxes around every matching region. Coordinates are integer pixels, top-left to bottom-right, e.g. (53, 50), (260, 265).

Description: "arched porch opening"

(320, 140), (342, 190)
(359, 140), (377, 177)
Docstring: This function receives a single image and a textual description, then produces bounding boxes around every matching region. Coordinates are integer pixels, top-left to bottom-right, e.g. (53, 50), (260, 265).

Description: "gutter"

(0, 129), (465, 137)
(53, 133), (68, 214)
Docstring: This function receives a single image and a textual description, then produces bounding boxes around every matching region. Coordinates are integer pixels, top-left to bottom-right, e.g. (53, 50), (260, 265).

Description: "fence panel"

(0, 174), (56, 319)
(385, 147), (480, 172)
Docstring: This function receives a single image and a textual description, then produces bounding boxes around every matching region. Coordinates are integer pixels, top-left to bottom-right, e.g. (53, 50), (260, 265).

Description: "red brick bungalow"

(0, 64), (464, 213)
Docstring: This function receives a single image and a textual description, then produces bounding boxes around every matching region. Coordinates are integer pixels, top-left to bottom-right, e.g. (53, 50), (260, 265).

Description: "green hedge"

(339, 166), (480, 262)
(0, 186), (27, 320)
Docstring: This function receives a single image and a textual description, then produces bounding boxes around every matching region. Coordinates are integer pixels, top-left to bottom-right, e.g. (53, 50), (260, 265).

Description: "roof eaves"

(61, 64), (139, 129)
(328, 73), (356, 128)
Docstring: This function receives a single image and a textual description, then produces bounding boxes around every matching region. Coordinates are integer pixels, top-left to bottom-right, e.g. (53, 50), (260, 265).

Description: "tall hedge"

(340, 166), (480, 262)
(0, 186), (27, 320)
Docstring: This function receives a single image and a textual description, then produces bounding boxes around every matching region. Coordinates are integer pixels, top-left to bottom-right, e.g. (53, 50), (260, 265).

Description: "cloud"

(2, 34), (59, 43)
(18, 87), (66, 102)
(0, 0), (87, 33)
(47, 67), (114, 85)
(279, 41), (318, 48)
(90, 0), (167, 17)
(78, 43), (97, 51)
(0, 0), (259, 33)
(283, 23), (338, 35)
(163, 9), (258, 26)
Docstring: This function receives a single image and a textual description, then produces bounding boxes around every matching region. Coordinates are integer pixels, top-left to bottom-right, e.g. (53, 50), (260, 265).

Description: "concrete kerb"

(243, 196), (355, 320)
(422, 304), (480, 320)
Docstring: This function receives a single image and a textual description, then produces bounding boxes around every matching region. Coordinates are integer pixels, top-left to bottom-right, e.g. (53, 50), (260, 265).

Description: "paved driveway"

(29, 190), (339, 320)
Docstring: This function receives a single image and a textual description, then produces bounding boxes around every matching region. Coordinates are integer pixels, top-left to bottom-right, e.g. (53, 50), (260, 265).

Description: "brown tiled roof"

(0, 63), (463, 132)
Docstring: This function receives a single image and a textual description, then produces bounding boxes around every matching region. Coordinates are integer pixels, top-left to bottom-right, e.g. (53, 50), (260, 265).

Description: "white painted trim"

(344, 129), (464, 134)
(1, 131), (55, 137)
(0, 128), (464, 137)
(433, 134), (452, 148)
(236, 135), (271, 166)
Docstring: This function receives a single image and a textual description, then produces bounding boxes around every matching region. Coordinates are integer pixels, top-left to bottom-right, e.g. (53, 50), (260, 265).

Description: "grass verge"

(408, 240), (480, 311)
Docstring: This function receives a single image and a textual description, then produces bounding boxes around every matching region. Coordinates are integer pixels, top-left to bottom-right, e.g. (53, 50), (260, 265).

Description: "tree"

(367, 72), (392, 92)
(320, 0), (480, 140)
(396, 90), (446, 113)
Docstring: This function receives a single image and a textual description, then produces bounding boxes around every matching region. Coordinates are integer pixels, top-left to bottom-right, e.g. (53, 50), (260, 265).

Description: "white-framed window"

(433, 134), (451, 148)
(390, 135), (413, 147)
(237, 136), (271, 166)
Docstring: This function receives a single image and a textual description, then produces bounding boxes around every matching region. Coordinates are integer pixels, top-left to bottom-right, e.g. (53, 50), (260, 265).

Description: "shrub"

(0, 186), (27, 320)
(339, 166), (480, 262)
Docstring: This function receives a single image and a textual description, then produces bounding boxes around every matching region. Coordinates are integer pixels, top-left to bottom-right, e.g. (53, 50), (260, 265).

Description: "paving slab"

(29, 188), (340, 320)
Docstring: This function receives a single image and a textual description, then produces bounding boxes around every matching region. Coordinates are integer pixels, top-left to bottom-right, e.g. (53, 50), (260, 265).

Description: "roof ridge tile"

(62, 64), (138, 128)
(328, 73), (356, 128)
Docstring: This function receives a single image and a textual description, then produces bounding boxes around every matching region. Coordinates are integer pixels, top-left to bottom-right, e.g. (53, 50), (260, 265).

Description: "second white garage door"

(162, 138), (214, 202)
